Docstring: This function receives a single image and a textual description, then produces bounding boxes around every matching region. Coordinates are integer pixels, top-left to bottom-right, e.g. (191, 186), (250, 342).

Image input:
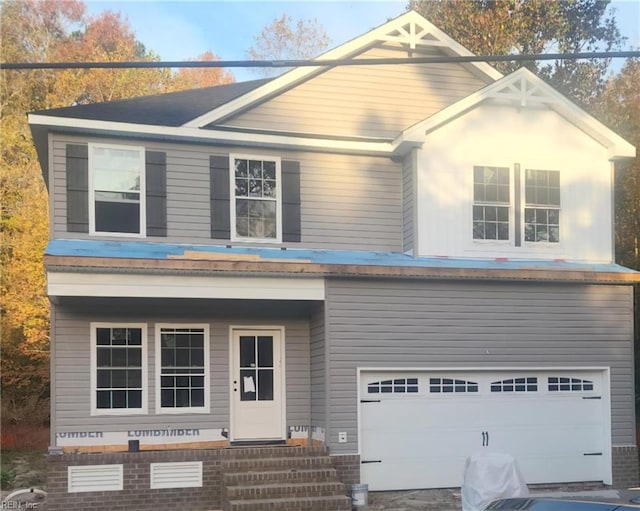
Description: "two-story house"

(29, 11), (639, 511)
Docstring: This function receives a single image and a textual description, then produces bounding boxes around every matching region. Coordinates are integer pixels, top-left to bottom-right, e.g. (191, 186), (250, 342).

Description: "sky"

(84, 0), (640, 82)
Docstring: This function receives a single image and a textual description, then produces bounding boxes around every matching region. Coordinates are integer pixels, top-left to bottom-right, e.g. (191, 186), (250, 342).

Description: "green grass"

(0, 449), (48, 490)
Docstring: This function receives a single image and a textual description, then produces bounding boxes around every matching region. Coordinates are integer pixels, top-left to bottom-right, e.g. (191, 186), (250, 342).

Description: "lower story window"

(157, 326), (209, 413)
(92, 324), (147, 415)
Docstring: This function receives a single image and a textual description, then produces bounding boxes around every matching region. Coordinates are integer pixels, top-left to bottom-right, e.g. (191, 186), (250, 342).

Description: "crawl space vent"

(68, 464), (123, 493)
(150, 461), (203, 489)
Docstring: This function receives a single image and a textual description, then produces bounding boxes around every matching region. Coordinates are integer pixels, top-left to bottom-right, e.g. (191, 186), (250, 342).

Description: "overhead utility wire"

(2, 51), (639, 70)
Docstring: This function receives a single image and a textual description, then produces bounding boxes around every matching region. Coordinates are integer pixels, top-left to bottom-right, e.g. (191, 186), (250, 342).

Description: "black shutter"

(66, 144), (89, 233)
(281, 160), (301, 243)
(210, 155), (230, 239)
(145, 151), (167, 237)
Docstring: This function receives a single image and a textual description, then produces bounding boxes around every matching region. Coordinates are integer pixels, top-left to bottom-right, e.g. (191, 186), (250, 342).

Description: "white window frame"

(471, 165), (511, 244)
(523, 168), (561, 245)
(155, 324), (210, 414)
(229, 153), (282, 243)
(90, 322), (148, 416)
(88, 142), (146, 237)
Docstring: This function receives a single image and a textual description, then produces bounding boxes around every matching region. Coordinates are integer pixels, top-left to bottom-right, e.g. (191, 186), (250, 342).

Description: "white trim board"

(28, 114), (395, 156)
(47, 272), (325, 300)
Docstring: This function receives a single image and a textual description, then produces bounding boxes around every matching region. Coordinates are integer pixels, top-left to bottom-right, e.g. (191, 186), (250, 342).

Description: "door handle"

(482, 431), (490, 447)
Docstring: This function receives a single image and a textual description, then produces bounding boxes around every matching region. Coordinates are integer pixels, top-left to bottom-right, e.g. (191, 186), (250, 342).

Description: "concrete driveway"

(363, 488), (640, 511)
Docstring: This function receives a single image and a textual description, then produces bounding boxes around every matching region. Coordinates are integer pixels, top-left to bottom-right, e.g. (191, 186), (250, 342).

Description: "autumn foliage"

(0, 0), (234, 425)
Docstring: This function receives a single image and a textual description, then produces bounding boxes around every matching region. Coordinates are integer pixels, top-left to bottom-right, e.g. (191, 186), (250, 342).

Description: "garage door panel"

(360, 370), (608, 490)
(519, 454), (604, 484)
(362, 456), (470, 491)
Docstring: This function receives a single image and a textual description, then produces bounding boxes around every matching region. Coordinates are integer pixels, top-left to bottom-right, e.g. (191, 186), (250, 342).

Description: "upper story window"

(231, 155), (282, 242)
(91, 323), (147, 415)
(524, 169), (560, 243)
(473, 166), (510, 241)
(89, 143), (146, 236)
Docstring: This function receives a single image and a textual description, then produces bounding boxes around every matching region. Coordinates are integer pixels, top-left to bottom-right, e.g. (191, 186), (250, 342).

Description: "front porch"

(46, 445), (359, 511)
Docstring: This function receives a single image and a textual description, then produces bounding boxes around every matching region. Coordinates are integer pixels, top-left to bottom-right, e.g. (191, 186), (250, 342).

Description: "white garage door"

(359, 370), (609, 491)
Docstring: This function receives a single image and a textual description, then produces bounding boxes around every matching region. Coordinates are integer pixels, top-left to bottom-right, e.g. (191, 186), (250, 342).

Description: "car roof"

(485, 498), (640, 511)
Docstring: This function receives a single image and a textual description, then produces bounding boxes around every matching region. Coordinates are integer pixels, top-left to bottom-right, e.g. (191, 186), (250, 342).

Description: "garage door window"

(368, 378), (418, 394)
(429, 378), (478, 393)
(491, 377), (537, 392)
(548, 377), (593, 392)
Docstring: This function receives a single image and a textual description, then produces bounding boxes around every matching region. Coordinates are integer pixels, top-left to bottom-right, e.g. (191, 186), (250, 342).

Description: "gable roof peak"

(397, 66), (635, 160)
(183, 9), (503, 129)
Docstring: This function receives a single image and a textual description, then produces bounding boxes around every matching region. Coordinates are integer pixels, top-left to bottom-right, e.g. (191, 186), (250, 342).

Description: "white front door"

(230, 328), (284, 441)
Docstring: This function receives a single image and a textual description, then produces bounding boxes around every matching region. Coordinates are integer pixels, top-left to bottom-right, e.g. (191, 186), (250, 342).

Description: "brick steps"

(223, 468), (340, 486)
(221, 446), (351, 511)
(228, 495), (352, 511)
(226, 481), (346, 500)
(222, 455), (334, 473)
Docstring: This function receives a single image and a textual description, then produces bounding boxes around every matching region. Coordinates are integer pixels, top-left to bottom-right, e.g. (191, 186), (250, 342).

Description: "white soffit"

(47, 272), (325, 300)
(396, 67), (635, 160)
(182, 11), (503, 128)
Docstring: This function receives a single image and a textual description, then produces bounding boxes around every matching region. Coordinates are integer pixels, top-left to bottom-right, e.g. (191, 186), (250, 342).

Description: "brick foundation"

(331, 454), (360, 486)
(612, 445), (639, 488)
(47, 449), (222, 511)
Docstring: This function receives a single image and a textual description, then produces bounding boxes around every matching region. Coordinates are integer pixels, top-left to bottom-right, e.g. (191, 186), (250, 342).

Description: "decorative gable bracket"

(394, 67), (635, 161)
(489, 74), (555, 108)
(378, 18), (450, 50)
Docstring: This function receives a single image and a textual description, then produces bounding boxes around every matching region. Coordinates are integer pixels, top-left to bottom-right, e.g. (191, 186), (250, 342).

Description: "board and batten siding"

(310, 303), (327, 435)
(416, 102), (614, 262)
(324, 279), (635, 454)
(50, 133), (402, 252)
(220, 46), (488, 139)
(52, 301), (310, 435)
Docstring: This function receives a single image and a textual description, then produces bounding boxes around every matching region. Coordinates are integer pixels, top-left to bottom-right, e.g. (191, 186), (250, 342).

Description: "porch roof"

(44, 239), (640, 284)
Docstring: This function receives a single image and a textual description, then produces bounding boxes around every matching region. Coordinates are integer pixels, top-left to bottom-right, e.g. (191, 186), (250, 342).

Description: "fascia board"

(182, 11), (502, 129)
(28, 114), (394, 156)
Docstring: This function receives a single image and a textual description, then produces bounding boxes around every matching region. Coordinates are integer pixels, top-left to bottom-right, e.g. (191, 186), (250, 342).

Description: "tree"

(592, 59), (640, 271)
(0, 0), (234, 424)
(47, 11), (172, 105)
(168, 51), (234, 91)
(409, 0), (624, 106)
(247, 14), (331, 77)
(593, 59), (640, 416)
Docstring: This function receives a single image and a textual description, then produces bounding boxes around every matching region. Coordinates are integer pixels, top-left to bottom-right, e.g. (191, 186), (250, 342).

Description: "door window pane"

(257, 336), (273, 367)
(240, 336), (256, 367)
(258, 369), (274, 401)
(240, 369), (257, 401)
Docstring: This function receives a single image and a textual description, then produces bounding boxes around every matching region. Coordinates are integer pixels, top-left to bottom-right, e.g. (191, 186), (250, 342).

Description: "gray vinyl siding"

(310, 303), (326, 434)
(402, 149), (416, 253)
(50, 133), (402, 252)
(52, 300), (310, 436)
(324, 279), (635, 454)
(222, 46), (488, 139)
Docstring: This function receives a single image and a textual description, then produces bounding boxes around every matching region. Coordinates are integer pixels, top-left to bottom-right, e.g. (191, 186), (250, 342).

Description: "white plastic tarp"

(461, 451), (529, 511)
